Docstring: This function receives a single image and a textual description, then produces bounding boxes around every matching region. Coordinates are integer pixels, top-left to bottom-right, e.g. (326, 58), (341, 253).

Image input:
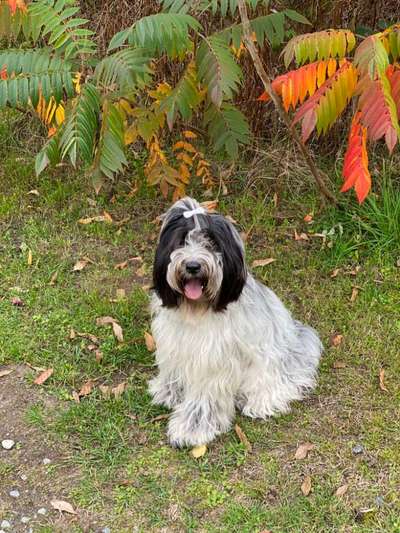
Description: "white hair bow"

(183, 207), (206, 218)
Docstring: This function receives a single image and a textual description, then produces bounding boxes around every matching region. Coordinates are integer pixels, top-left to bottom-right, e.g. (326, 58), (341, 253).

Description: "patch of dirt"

(0, 365), (107, 532)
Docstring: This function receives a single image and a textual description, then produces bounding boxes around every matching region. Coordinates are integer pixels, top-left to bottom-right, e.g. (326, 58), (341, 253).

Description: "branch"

(237, 0), (337, 204)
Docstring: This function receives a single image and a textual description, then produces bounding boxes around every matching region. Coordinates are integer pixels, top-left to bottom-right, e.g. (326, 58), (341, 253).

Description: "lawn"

(0, 118), (400, 532)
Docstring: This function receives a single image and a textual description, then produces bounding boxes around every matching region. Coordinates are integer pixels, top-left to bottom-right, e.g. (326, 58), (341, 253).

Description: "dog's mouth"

(183, 279), (204, 300)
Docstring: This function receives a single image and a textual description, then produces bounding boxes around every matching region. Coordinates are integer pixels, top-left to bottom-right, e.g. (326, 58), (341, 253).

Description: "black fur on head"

(152, 199), (247, 311)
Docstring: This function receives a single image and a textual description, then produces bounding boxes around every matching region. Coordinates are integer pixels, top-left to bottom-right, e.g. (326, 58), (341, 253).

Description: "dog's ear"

(153, 210), (188, 308)
(208, 216), (247, 311)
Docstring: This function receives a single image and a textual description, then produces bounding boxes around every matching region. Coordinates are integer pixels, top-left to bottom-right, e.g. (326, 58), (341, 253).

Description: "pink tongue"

(184, 279), (203, 300)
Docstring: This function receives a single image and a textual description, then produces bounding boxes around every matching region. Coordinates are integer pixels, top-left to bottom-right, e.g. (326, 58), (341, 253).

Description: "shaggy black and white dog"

(150, 197), (322, 447)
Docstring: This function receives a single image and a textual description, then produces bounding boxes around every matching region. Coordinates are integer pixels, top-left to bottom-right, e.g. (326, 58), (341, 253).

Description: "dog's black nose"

(186, 261), (201, 274)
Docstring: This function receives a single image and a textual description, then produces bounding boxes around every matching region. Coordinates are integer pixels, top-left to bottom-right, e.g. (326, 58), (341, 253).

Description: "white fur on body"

(150, 274), (322, 447)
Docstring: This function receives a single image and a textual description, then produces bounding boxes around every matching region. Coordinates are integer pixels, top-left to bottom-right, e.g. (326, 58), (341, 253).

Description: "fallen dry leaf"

(294, 230), (309, 241)
(348, 265), (361, 276)
(49, 271), (58, 285)
(251, 258), (276, 268)
(150, 413), (170, 422)
(330, 334), (343, 347)
(72, 391), (80, 403)
(103, 210), (113, 223)
(128, 256), (143, 264)
(141, 284), (151, 292)
(303, 213), (313, 223)
(0, 369), (13, 378)
(191, 444), (207, 458)
(301, 476), (312, 496)
(95, 349), (103, 363)
(50, 500), (77, 515)
(69, 328), (76, 340)
(350, 287), (359, 302)
(379, 369), (388, 392)
(78, 380), (94, 397)
(72, 259), (88, 272)
(200, 200), (218, 212)
(114, 260), (128, 270)
(27, 189), (40, 196)
(78, 213), (112, 225)
(99, 385), (111, 399)
(330, 268), (341, 278)
(235, 424), (252, 452)
(135, 264), (146, 278)
(116, 289), (126, 300)
(112, 382), (127, 399)
(27, 249), (33, 266)
(333, 361), (346, 369)
(77, 331), (99, 344)
(34, 368), (54, 385)
(96, 316), (124, 343)
(225, 215), (238, 224)
(144, 332), (156, 352)
(11, 296), (24, 306)
(335, 484), (349, 497)
(295, 442), (315, 460)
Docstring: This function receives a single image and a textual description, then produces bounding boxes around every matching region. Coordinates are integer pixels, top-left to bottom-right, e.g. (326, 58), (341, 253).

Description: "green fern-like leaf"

(35, 132), (61, 175)
(108, 13), (200, 58)
(0, 49), (74, 107)
(92, 100), (127, 181)
(159, 62), (202, 129)
(94, 47), (153, 93)
(161, 0), (262, 16)
(60, 83), (100, 166)
(203, 102), (250, 159)
(28, 0), (96, 58)
(196, 36), (241, 107)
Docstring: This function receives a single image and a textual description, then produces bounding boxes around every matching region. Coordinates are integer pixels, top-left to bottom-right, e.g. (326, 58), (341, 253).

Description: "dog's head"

(153, 198), (247, 311)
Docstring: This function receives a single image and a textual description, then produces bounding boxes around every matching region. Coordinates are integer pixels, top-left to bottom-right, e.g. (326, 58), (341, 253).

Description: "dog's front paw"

(148, 376), (182, 409)
(167, 412), (220, 448)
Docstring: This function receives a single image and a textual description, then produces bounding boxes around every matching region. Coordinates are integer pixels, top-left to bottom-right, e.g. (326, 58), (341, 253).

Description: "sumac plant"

(260, 26), (400, 203)
(0, 0), (308, 198)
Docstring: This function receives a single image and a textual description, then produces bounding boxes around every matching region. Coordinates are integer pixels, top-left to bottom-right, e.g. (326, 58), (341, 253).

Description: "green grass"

(1, 120), (400, 531)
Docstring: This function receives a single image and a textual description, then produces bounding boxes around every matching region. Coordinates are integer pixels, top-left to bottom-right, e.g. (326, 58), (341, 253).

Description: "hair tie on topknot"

(183, 207), (206, 219)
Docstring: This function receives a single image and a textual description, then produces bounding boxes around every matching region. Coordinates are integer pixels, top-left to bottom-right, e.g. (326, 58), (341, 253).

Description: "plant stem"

(237, 0), (338, 205)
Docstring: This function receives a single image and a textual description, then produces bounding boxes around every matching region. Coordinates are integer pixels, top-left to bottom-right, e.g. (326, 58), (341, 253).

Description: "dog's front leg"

(149, 371), (183, 409)
(167, 387), (235, 448)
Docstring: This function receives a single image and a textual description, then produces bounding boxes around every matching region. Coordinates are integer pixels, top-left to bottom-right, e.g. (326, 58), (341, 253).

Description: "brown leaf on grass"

(330, 334), (343, 347)
(116, 288), (126, 300)
(72, 259), (88, 272)
(49, 271), (58, 285)
(235, 424), (252, 452)
(294, 230), (309, 241)
(150, 413), (170, 422)
(330, 268), (341, 278)
(144, 332), (156, 352)
(95, 349), (103, 363)
(11, 296), (24, 306)
(379, 369), (388, 392)
(0, 369), (13, 378)
(191, 444), (207, 458)
(72, 391), (80, 403)
(78, 212), (113, 225)
(335, 484), (349, 497)
(251, 258), (276, 268)
(200, 200), (218, 212)
(78, 380), (94, 397)
(96, 316), (124, 343)
(50, 500), (77, 514)
(333, 361), (346, 369)
(99, 385), (111, 399)
(112, 382), (127, 399)
(69, 328), (76, 340)
(303, 213), (313, 223)
(114, 261), (128, 270)
(350, 287), (359, 302)
(34, 368), (54, 385)
(27, 249), (33, 266)
(103, 210), (113, 223)
(225, 215), (238, 224)
(348, 265), (361, 276)
(294, 442), (315, 460)
(301, 476), (312, 496)
(27, 189), (40, 196)
(129, 256), (143, 264)
(135, 264), (146, 278)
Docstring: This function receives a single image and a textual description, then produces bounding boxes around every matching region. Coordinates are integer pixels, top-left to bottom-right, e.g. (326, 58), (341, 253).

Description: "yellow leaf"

(191, 444), (207, 458)
(177, 152), (193, 166)
(173, 141), (185, 151)
(27, 249), (32, 266)
(183, 130), (197, 139)
(55, 104), (65, 125)
(144, 332), (156, 351)
(73, 72), (82, 94)
(124, 124), (138, 145)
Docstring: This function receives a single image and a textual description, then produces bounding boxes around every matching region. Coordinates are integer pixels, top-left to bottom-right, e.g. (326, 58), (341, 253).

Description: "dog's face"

(153, 198), (247, 311)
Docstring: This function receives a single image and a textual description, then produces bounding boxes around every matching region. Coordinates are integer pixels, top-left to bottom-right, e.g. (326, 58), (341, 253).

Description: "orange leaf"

(78, 380), (94, 397)
(341, 112), (371, 203)
(379, 368), (388, 392)
(34, 368), (54, 385)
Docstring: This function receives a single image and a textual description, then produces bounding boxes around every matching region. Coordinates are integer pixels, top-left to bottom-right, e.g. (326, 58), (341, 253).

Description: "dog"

(149, 197), (322, 447)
